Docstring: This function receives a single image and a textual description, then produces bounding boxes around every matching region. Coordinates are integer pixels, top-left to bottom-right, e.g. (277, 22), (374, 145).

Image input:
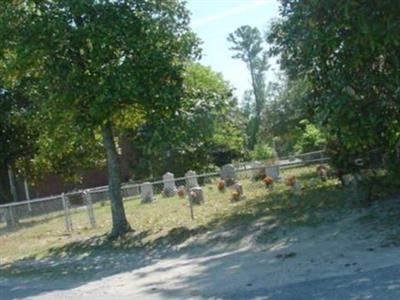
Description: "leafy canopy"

(1, 0), (200, 128)
(131, 63), (245, 178)
(268, 0), (400, 170)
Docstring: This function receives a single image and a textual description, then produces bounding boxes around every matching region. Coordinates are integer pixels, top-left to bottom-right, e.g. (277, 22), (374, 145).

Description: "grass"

(2, 164), (400, 281)
(0, 165), (355, 267)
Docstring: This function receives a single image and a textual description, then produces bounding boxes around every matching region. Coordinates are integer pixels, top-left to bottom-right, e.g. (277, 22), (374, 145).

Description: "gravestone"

(140, 182), (154, 203)
(265, 165), (280, 180)
(221, 164), (235, 186)
(185, 170), (199, 190)
(189, 187), (204, 205)
(230, 182), (244, 201)
(162, 172), (177, 197)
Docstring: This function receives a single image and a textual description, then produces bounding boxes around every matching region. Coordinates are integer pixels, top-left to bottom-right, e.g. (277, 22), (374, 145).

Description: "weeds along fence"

(0, 150), (329, 233)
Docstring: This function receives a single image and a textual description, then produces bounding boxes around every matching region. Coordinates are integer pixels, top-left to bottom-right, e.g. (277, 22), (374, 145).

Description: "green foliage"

(0, 87), (37, 203)
(294, 121), (326, 154)
(0, 0), (200, 236)
(249, 144), (277, 161)
(131, 63), (245, 178)
(0, 88), (35, 168)
(0, 0), (200, 176)
(260, 76), (310, 156)
(268, 0), (400, 172)
(1, 0), (200, 126)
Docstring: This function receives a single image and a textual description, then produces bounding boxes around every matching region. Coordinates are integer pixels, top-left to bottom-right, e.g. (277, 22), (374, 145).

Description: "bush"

(294, 121), (326, 154)
(250, 144), (277, 161)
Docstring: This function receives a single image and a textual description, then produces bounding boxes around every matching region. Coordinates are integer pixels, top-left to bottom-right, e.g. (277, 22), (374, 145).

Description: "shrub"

(294, 121), (326, 153)
(249, 144), (277, 161)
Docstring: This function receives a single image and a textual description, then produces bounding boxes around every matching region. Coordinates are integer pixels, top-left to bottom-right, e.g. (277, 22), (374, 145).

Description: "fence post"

(24, 179), (32, 212)
(5, 206), (17, 228)
(61, 193), (73, 232)
(189, 197), (194, 220)
(84, 190), (96, 229)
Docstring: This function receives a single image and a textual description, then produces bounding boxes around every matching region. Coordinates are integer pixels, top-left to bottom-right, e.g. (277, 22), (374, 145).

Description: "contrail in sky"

(192, 0), (276, 29)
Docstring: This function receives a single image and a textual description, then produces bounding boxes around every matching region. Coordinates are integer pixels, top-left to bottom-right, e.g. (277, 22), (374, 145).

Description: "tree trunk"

(248, 61), (260, 150)
(0, 164), (11, 204)
(8, 164), (19, 203)
(0, 164), (16, 227)
(101, 122), (131, 239)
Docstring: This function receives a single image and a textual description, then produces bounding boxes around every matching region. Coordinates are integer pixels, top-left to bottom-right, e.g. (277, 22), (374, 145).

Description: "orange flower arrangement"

(177, 186), (185, 198)
(285, 175), (297, 187)
(231, 190), (241, 201)
(316, 165), (327, 181)
(263, 176), (274, 189)
(217, 179), (225, 191)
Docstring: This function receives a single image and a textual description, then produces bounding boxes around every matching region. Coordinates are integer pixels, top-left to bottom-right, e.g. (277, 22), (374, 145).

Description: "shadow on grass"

(0, 213), (65, 237)
(0, 181), (368, 299)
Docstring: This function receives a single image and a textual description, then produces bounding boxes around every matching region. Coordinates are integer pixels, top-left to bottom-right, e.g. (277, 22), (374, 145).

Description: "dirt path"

(2, 210), (400, 300)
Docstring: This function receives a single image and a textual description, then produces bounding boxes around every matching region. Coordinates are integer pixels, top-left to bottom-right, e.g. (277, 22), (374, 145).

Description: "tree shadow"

(0, 212), (65, 236)
(0, 182), (389, 299)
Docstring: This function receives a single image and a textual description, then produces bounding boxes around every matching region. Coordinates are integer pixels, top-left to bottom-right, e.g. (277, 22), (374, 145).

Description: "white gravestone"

(265, 165), (280, 180)
(140, 182), (154, 203)
(231, 182), (245, 198)
(185, 170), (199, 190)
(163, 172), (177, 197)
(221, 164), (236, 186)
(230, 182), (245, 201)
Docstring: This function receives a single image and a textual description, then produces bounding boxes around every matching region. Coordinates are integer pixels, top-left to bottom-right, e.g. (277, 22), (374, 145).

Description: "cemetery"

(0, 0), (399, 299)
(0, 160), (320, 260)
(2, 161), (400, 299)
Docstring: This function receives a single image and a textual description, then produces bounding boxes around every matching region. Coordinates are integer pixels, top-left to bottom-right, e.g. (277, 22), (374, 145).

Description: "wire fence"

(0, 150), (329, 233)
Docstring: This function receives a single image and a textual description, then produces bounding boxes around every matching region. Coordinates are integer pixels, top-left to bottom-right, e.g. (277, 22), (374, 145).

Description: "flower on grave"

(263, 176), (274, 188)
(231, 190), (241, 201)
(190, 190), (197, 199)
(217, 179), (225, 191)
(285, 175), (297, 187)
(177, 186), (185, 198)
(316, 165), (327, 181)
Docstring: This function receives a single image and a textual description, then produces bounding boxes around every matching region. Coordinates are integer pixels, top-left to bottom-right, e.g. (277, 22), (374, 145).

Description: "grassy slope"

(0, 166), (399, 274)
(0, 166), (355, 264)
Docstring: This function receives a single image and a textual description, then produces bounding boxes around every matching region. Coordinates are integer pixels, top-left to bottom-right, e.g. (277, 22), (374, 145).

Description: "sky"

(186, 0), (281, 99)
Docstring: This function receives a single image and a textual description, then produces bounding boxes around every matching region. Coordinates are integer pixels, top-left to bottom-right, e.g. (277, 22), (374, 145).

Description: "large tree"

(228, 25), (269, 150)
(129, 63), (245, 178)
(259, 77), (315, 155)
(0, 0), (199, 238)
(268, 0), (400, 172)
